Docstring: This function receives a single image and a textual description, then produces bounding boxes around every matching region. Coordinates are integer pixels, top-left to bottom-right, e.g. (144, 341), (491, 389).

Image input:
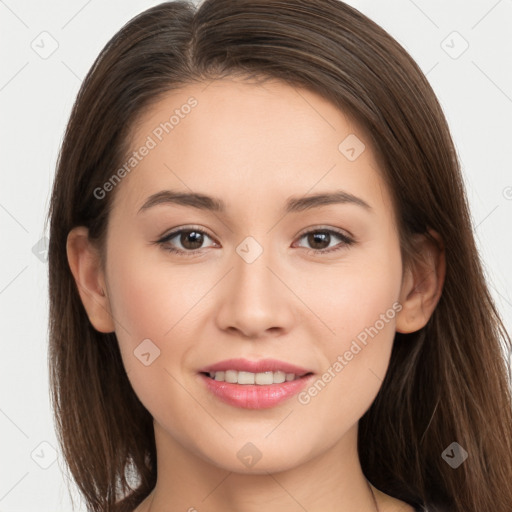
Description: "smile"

(205, 370), (305, 384)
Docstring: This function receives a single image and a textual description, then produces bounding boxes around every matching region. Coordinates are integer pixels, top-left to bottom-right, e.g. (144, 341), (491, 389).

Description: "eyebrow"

(137, 189), (372, 215)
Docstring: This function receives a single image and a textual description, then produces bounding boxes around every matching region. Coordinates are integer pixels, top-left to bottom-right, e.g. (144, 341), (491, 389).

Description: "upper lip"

(199, 358), (313, 376)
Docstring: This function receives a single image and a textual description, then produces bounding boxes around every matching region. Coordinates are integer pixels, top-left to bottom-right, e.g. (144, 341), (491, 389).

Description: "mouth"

(200, 370), (313, 385)
(198, 357), (314, 377)
(197, 358), (315, 409)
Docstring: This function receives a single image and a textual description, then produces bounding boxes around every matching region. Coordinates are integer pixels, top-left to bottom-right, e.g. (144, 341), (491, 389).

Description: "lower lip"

(199, 373), (314, 409)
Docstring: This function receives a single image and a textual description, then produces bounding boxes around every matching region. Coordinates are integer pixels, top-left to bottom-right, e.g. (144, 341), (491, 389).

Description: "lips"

(197, 358), (315, 409)
(198, 358), (313, 376)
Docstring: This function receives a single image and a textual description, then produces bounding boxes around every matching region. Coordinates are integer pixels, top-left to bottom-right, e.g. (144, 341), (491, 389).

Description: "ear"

(395, 229), (446, 334)
(66, 226), (115, 333)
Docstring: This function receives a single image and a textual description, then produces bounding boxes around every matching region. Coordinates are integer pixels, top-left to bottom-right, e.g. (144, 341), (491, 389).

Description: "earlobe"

(66, 226), (115, 333)
(395, 230), (446, 334)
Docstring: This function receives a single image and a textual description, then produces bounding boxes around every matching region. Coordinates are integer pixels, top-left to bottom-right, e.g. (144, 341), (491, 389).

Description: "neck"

(140, 421), (380, 512)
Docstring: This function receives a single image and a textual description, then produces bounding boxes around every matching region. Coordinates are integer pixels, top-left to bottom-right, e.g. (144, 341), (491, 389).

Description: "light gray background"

(1, 0), (511, 510)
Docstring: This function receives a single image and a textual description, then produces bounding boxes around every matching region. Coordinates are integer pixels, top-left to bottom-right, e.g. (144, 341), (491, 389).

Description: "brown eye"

(157, 227), (217, 256)
(178, 230), (204, 250)
(295, 228), (354, 254)
(306, 231), (331, 250)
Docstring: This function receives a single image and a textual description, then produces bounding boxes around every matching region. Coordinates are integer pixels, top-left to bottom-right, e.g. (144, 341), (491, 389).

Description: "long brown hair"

(46, 1), (512, 511)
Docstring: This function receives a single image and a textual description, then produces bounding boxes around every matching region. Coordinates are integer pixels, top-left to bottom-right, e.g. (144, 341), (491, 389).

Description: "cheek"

(336, 255), (402, 350)
(104, 247), (202, 424)
(294, 238), (402, 416)
(106, 242), (211, 342)
(104, 243), (220, 404)
(292, 236), (403, 345)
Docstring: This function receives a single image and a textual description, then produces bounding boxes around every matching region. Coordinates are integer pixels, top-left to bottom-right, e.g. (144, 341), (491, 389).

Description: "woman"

(47, 1), (512, 511)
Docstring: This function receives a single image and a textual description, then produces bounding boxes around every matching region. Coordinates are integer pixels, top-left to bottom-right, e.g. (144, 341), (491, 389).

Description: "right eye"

(156, 227), (219, 256)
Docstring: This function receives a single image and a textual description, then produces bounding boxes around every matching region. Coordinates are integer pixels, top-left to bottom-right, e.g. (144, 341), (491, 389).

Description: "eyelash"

(155, 225), (355, 258)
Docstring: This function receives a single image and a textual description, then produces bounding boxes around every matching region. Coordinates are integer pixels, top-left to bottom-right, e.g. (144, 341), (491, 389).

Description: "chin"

(196, 441), (310, 475)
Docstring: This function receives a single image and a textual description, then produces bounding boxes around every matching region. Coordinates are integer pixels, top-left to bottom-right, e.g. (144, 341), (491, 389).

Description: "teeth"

(207, 370), (300, 384)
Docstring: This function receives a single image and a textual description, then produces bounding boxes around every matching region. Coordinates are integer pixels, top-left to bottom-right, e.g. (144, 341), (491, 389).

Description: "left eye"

(294, 229), (354, 253)
(156, 227), (354, 256)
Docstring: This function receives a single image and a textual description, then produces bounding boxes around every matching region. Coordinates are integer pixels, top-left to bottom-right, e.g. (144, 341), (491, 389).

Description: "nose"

(215, 241), (296, 339)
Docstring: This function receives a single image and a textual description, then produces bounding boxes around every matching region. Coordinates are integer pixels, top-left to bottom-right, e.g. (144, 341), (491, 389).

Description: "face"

(98, 77), (405, 473)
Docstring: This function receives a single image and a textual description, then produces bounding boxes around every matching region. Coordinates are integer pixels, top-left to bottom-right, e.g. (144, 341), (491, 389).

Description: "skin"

(67, 77), (445, 512)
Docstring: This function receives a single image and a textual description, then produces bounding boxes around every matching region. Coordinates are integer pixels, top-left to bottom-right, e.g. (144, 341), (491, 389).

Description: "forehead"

(111, 77), (392, 219)
(130, 77), (362, 155)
